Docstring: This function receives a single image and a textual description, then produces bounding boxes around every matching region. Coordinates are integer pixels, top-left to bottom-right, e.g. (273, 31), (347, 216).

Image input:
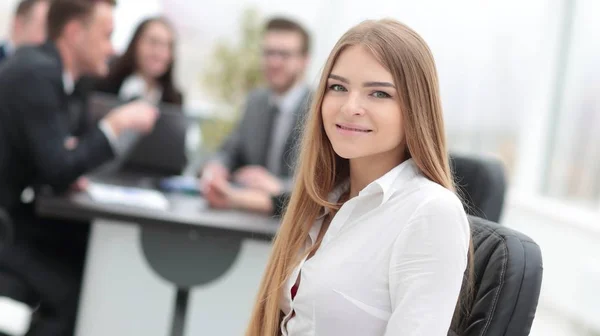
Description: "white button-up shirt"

(279, 159), (470, 336)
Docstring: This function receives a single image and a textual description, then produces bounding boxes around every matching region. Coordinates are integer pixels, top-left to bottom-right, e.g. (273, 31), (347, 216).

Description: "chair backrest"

(451, 154), (507, 223)
(450, 216), (543, 336)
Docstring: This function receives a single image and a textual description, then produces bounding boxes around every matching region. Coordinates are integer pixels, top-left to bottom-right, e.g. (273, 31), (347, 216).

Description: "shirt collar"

(310, 180), (349, 243)
(359, 158), (418, 204)
(315, 180), (349, 217)
(62, 72), (75, 95)
(310, 159), (418, 243)
(270, 82), (308, 115)
(320, 158), (418, 213)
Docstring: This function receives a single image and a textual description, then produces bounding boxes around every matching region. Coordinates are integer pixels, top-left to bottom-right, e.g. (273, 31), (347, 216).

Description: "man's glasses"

(262, 48), (303, 60)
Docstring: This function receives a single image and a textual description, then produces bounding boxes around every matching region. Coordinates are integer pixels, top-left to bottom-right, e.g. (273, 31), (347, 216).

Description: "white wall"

(163, 0), (565, 174)
(112, 0), (162, 52)
(0, 0), (18, 39)
(166, 0), (560, 128)
(0, 0), (162, 52)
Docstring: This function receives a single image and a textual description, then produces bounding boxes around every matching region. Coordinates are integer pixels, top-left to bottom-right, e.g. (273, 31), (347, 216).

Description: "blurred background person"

(96, 17), (183, 106)
(202, 17), (311, 208)
(0, 0), (48, 63)
(0, 0), (158, 334)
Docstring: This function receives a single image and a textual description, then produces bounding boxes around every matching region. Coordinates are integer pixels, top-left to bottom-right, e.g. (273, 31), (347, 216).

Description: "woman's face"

(322, 45), (405, 161)
(135, 21), (174, 79)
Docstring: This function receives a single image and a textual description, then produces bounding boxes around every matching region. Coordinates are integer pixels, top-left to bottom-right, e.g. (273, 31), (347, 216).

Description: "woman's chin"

(331, 145), (364, 160)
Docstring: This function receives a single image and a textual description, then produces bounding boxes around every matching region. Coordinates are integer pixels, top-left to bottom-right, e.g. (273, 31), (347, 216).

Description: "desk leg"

(170, 288), (189, 336)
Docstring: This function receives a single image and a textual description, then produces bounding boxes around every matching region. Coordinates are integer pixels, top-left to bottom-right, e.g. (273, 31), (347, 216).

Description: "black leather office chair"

(449, 216), (543, 336)
(451, 154), (507, 223)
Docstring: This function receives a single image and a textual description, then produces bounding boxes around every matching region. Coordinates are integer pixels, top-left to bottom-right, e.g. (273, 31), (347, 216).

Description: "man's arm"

(15, 70), (115, 191)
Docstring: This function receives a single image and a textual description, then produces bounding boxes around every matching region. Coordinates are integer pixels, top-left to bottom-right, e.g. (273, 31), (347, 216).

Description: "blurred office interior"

(1, 0), (599, 335)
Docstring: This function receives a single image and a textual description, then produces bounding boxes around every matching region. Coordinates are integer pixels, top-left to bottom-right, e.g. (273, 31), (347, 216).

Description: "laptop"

(87, 92), (193, 177)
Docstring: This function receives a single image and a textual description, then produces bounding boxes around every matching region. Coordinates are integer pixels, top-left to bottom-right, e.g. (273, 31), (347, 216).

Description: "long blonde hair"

(246, 19), (471, 336)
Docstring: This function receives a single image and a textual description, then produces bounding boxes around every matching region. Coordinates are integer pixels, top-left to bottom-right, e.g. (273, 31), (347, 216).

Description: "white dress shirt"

(119, 74), (163, 105)
(279, 159), (470, 336)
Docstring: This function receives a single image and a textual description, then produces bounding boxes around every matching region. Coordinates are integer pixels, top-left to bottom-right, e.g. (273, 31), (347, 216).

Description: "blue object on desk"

(158, 176), (201, 195)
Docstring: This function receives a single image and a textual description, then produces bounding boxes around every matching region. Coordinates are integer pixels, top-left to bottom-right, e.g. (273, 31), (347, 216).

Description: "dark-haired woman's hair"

(98, 17), (183, 105)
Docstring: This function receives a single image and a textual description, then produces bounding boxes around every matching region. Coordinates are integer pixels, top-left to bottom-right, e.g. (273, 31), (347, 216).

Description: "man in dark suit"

(0, 0), (49, 64)
(0, 0), (158, 335)
(203, 17), (312, 209)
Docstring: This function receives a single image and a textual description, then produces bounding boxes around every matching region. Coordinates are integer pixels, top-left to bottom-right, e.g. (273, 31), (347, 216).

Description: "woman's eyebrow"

(328, 74), (395, 88)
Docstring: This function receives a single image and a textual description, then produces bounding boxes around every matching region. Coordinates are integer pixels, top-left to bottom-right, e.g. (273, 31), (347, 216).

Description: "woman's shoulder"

(385, 177), (470, 254)
(397, 170), (459, 200)
(392, 174), (467, 225)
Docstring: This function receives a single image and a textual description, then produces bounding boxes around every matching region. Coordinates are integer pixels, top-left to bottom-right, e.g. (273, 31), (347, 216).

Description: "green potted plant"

(199, 7), (265, 152)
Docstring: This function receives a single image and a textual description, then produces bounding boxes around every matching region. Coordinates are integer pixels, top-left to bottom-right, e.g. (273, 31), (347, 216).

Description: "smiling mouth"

(336, 124), (372, 133)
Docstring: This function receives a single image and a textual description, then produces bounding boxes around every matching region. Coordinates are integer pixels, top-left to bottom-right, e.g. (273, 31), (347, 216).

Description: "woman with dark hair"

(97, 17), (183, 105)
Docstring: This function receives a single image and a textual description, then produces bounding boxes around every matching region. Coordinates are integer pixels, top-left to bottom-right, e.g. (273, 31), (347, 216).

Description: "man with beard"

(202, 17), (312, 209)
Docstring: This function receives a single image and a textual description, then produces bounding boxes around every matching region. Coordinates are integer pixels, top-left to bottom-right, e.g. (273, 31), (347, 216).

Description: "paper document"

(87, 182), (169, 210)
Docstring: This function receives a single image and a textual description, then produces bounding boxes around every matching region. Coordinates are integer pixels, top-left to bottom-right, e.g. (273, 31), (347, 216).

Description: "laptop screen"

(87, 92), (197, 176)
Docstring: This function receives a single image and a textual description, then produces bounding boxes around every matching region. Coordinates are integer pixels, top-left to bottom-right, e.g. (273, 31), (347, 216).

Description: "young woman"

(245, 19), (472, 336)
(96, 17), (183, 105)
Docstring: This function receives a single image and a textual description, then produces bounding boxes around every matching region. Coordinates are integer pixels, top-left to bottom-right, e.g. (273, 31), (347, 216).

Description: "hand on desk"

(70, 177), (89, 192)
(201, 162), (230, 182)
(233, 166), (283, 195)
(203, 178), (274, 214)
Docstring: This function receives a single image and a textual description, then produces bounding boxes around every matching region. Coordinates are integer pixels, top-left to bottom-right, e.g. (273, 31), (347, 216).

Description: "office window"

(544, 0), (600, 208)
(161, 0), (564, 185)
(310, 0), (560, 179)
(439, 0), (560, 178)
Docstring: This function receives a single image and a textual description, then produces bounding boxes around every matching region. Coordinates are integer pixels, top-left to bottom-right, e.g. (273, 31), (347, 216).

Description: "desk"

(36, 177), (279, 336)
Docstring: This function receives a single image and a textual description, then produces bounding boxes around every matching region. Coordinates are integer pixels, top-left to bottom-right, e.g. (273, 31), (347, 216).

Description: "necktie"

(263, 104), (281, 173)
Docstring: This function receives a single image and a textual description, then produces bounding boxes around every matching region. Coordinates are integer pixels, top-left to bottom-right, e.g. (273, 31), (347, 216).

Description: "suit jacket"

(271, 192), (291, 217)
(214, 87), (311, 188)
(0, 42), (114, 214)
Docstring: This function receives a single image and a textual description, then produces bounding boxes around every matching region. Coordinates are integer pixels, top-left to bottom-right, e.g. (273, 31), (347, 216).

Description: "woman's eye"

(329, 84), (346, 92)
(372, 91), (391, 99)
